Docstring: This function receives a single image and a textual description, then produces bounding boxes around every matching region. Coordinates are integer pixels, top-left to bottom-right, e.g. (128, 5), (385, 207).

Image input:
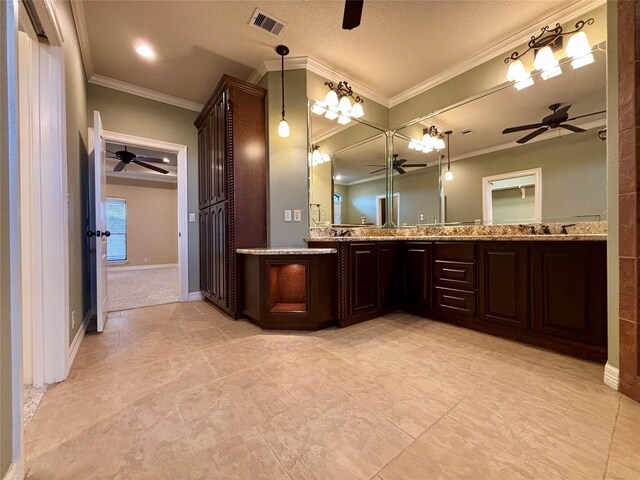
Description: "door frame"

(88, 128), (190, 302)
(376, 193), (400, 226)
(482, 168), (542, 224)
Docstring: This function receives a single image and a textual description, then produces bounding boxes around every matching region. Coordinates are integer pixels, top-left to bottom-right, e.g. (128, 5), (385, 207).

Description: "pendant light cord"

(446, 132), (451, 171)
(281, 52), (285, 120)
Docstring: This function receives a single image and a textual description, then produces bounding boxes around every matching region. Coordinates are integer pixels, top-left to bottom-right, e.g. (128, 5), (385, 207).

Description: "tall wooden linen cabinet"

(195, 75), (267, 318)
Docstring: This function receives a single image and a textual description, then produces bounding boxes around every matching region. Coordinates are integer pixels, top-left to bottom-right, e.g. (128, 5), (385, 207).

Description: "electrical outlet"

(189, 213), (196, 223)
(284, 210), (292, 222)
(418, 211), (426, 223)
(71, 311), (76, 329)
(144, 257), (148, 263)
(293, 209), (301, 222)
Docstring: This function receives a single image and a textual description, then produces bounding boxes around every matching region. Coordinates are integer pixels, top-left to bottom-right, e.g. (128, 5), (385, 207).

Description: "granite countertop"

(237, 248), (337, 255)
(305, 234), (607, 242)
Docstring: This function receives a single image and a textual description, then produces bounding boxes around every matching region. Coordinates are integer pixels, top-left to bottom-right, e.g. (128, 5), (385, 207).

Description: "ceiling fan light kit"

(504, 18), (595, 90)
(276, 44), (290, 138)
(312, 80), (365, 125)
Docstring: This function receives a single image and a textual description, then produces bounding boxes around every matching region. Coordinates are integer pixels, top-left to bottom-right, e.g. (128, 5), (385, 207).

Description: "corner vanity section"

(307, 226), (607, 362)
(238, 248), (337, 330)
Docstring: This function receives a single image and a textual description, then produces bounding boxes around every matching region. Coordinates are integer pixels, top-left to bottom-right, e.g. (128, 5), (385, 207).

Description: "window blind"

(106, 198), (127, 261)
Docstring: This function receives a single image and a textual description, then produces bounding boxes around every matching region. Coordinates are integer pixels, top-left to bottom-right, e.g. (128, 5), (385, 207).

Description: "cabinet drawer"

(434, 242), (475, 262)
(434, 287), (476, 317)
(435, 261), (475, 289)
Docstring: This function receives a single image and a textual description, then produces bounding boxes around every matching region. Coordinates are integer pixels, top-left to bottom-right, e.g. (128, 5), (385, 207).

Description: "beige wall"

(86, 83), (199, 289)
(310, 161), (332, 226)
(344, 129), (606, 225)
(106, 178), (178, 266)
(492, 186), (536, 224)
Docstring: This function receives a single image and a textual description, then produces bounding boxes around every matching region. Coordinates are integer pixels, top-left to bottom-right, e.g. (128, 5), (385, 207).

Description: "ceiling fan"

(368, 154), (427, 175)
(502, 103), (605, 144)
(107, 146), (169, 174)
(342, 0), (364, 30)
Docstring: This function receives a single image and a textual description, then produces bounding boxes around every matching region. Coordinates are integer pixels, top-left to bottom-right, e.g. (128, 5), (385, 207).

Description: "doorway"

(88, 128), (189, 312)
(376, 193), (400, 226)
(482, 168), (542, 224)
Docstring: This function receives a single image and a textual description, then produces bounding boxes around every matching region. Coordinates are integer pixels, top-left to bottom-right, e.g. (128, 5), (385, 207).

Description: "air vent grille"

(460, 129), (475, 135)
(250, 9), (287, 36)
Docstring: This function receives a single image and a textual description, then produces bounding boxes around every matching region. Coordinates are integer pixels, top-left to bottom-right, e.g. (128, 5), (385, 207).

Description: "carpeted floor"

(23, 384), (47, 426)
(107, 266), (179, 311)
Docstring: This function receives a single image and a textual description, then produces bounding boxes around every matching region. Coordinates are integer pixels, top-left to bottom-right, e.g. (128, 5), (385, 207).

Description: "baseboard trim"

(3, 461), (23, 480)
(188, 291), (203, 301)
(604, 362), (620, 391)
(108, 263), (178, 272)
(68, 312), (90, 371)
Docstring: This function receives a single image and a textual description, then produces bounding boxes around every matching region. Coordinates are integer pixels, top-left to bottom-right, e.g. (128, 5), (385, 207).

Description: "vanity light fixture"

(504, 18), (594, 89)
(311, 80), (365, 124)
(276, 45), (290, 138)
(443, 130), (453, 181)
(418, 126), (446, 152)
(310, 144), (331, 166)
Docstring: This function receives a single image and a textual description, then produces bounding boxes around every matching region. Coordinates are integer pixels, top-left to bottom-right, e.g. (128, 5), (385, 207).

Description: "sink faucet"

(520, 225), (536, 235)
(561, 224), (576, 234)
(541, 224), (551, 235)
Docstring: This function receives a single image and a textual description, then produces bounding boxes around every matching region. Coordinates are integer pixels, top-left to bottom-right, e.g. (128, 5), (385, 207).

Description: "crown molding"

(89, 75), (204, 112)
(388, 0), (606, 107)
(247, 56), (391, 107)
(70, 0), (93, 78)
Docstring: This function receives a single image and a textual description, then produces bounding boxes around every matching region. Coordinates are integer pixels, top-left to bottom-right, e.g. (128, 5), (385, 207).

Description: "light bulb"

(337, 114), (351, 125)
(534, 46), (562, 79)
(421, 133), (431, 147)
(325, 109), (339, 120)
(278, 118), (290, 138)
(408, 140), (417, 150)
(324, 90), (339, 108)
(311, 100), (327, 115)
(350, 102), (364, 118)
(162, 157), (170, 163)
(338, 96), (352, 114)
(312, 148), (321, 163)
(444, 169), (454, 181)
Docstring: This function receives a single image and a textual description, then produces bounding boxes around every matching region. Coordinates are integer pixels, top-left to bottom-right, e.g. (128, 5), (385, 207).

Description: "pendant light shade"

(337, 114), (351, 125)
(506, 59), (534, 90)
(324, 90), (339, 108)
(338, 95), (352, 114)
(324, 109), (339, 120)
(311, 100), (327, 115)
(276, 45), (290, 138)
(350, 102), (364, 118)
(444, 170), (454, 181)
(311, 145), (321, 164)
(533, 46), (562, 80)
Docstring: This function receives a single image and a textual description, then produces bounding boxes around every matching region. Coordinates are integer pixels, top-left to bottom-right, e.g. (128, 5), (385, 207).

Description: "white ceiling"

(328, 49), (606, 184)
(77, 0), (588, 105)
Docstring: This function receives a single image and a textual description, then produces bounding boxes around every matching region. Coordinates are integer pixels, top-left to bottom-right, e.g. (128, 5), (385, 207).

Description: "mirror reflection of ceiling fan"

(107, 146), (169, 174)
(368, 154), (427, 175)
(502, 103), (605, 144)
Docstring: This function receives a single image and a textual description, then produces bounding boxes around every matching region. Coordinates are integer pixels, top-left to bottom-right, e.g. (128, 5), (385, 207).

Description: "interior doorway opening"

(376, 193), (399, 226)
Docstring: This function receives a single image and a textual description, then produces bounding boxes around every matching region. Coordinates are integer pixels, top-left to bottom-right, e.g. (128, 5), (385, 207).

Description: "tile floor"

(107, 266), (179, 311)
(25, 301), (640, 480)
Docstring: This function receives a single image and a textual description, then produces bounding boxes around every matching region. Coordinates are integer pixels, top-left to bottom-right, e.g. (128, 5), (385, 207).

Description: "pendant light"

(443, 130), (454, 181)
(276, 45), (290, 138)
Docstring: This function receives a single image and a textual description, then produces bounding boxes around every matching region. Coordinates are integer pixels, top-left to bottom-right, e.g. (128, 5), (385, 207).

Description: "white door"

(93, 111), (109, 331)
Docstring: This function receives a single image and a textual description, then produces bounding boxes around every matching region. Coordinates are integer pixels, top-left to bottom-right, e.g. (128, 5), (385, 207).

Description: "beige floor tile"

(379, 416), (565, 480)
(177, 369), (298, 452)
(610, 396), (640, 472)
(217, 318), (264, 339)
(514, 344), (605, 382)
(606, 460), (640, 480)
(258, 389), (412, 480)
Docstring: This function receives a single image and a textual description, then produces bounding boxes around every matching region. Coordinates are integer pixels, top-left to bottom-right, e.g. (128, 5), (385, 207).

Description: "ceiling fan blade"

(106, 149), (117, 155)
(134, 156), (165, 163)
(369, 168), (385, 174)
(403, 163), (427, 168)
(517, 127), (548, 144)
(395, 167), (406, 175)
(113, 161), (126, 172)
(342, 0), (363, 30)
(395, 158), (407, 166)
(553, 105), (571, 117)
(566, 110), (606, 121)
(560, 124), (586, 133)
(502, 123), (545, 134)
(132, 159), (169, 174)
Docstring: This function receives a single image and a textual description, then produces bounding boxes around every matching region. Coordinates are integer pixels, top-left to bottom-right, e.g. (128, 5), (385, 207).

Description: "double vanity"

(239, 222), (607, 363)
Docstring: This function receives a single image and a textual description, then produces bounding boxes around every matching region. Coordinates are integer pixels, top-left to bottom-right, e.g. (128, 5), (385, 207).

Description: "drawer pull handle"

(442, 268), (465, 274)
(443, 294), (465, 302)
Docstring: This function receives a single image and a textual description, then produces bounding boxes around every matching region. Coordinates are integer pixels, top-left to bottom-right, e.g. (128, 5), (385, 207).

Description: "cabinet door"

(214, 203), (228, 309)
(348, 243), (378, 317)
(197, 128), (205, 208)
(216, 96), (227, 203)
(531, 243), (606, 345)
(403, 242), (432, 306)
(478, 243), (529, 329)
(208, 205), (217, 301)
(199, 209), (210, 298)
(378, 242), (399, 310)
(208, 109), (217, 206)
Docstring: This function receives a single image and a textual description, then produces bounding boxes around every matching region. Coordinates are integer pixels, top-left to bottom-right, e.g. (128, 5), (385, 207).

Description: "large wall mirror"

(308, 43), (606, 227)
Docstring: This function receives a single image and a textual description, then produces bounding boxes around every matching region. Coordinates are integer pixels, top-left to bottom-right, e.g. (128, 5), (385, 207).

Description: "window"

(106, 198), (127, 262)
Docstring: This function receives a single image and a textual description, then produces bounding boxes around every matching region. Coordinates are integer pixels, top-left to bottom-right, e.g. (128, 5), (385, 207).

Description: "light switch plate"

(284, 210), (292, 222)
(189, 213), (196, 223)
(293, 209), (301, 222)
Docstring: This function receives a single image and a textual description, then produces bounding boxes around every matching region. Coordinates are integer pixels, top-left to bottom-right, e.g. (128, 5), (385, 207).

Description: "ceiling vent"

(460, 129), (475, 136)
(249, 9), (287, 37)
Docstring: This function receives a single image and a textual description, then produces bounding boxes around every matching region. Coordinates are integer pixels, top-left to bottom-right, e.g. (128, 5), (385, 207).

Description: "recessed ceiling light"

(135, 44), (155, 59)
(163, 157), (170, 163)
(335, 175), (342, 180)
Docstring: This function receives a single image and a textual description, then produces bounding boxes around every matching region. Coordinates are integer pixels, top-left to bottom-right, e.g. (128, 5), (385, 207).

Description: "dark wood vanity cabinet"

(433, 243), (476, 318)
(378, 242), (400, 313)
(196, 75), (267, 318)
(530, 242), (607, 346)
(478, 243), (529, 329)
(402, 242), (433, 312)
(346, 243), (379, 324)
